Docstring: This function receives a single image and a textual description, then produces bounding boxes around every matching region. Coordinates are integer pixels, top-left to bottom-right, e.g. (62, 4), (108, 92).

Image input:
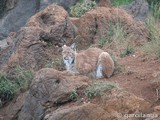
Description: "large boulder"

(71, 7), (148, 46)
(18, 68), (88, 120)
(0, 0), (38, 40)
(0, 4), (77, 71)
(45, 103), (111, 120)
(0, 0), (78, 40)
(122, 0), (149, 21)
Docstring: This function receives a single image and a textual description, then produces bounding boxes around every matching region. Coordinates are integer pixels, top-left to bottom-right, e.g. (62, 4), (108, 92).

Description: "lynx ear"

(70, 43), (76, 50)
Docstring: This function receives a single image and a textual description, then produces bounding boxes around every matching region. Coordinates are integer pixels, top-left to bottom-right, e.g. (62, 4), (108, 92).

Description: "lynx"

(62, 43), (114, 78)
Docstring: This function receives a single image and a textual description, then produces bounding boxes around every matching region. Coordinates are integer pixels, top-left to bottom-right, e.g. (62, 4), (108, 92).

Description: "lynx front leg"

(96, 64), (103, 78)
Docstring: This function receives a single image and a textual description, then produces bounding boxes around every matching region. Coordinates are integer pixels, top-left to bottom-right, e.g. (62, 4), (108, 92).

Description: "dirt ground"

(108, 52), (160, 106)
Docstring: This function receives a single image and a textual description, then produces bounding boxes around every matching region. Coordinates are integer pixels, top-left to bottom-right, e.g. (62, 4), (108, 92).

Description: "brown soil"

(108, 52), (160, 106)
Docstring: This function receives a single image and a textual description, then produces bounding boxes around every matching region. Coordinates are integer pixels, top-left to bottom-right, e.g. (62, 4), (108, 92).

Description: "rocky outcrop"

(122, 0), (149, 21)
(0, 0), (38, 40)
(72, 8), (147, 46)
(0, 68), (153, 120)
(0, 4), (77, 71)
(18, 68), (152, 120)
(0, 0), (77, 40)
(18, 68), (88, 120)
(71, 6), (148, 46)
(0, 92), (27, 120)
(45, 103), (111, 120)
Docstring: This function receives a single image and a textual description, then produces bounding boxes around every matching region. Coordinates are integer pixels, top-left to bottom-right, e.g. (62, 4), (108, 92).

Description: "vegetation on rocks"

(0, 75), (16, 103)
(150, 2), (160, 20)
(147, 0), (160, 5)
(111, 0), (134, 6)
(70, 0), (96, 17)
(0, 66), (33, 106)
(142, 3), (160, 57)
(84, 81), (117, 99)
(99, 21), (127, 48)
(120, 44), (134, 58)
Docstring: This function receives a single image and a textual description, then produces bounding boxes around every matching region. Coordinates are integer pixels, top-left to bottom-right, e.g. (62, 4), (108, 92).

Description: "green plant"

(142, 16), (160, 57)
(120, 44), (134, 58)
(0, 66), (34, 106)
(15, 66), (33, 90)
(70, 0), (96, 17)
(150, 2), (160, 20)
(0, 75), (16, 102)
(111, 0), (134, 6)
(99, 21), (127, 47)
(99, 36), (108, 47)
(147, 0), (160, 6)
(70, 89), (78, 101)
(84, 81), (116, 99)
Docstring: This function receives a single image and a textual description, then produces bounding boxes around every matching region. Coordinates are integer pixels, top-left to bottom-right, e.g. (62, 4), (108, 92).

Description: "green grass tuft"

(70, 0), (96, 17)
(0, 75), (16, 102)
(99, 21), (127, 48)
(0, 66), (34, 105)
(84, 81), (117, 99)
(150, 2), (160, 20)
(70, 89), (78, 101)
(120, 44), (134, 58)
(142, 15), (160, 57)
(111, 0), (134, 6)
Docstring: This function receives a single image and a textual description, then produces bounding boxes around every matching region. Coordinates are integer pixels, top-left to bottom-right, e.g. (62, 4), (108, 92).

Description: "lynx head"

(62, 43), (76, 67)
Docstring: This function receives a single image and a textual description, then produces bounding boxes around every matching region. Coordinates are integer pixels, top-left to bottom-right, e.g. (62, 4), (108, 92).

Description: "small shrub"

(14, 66), (34, 90)
(84, 81), (116, 99)
(150, 2), (160, 20)
(0, 75), (16, 102)
(0, 66), (34, 105)
(7, 66), (34, 91)
(142, 16), (160, 57)
(70, 0), (96, 17)
(111, 0), (134, 6)
(70, 89), (78, 101)
(147, 0), (160, 6)
(120, 45), (134, 58)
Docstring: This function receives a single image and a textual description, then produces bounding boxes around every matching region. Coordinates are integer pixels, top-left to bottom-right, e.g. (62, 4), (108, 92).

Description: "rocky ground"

(0, 0), (160, 120)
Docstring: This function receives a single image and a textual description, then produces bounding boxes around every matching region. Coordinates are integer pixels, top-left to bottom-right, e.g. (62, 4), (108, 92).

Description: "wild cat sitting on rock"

(62, 43), (114, 78)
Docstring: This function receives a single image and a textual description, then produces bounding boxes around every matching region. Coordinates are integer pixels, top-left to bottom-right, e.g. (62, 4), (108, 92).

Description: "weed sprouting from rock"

(84, 81), (117, 99)
(70, 89), (78, 101)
